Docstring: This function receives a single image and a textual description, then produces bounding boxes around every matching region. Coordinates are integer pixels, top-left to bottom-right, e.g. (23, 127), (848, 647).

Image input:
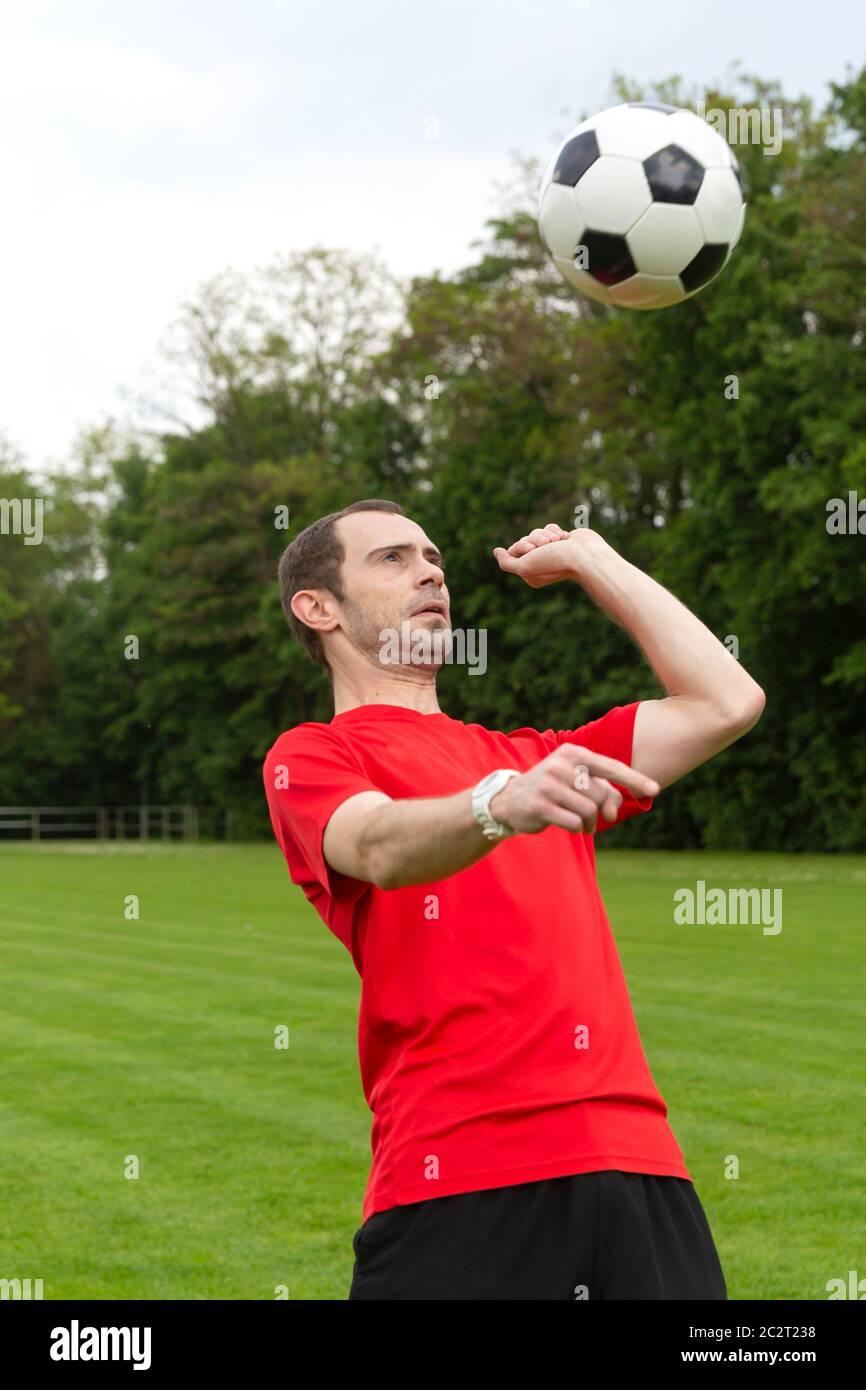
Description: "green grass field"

(0, 841), (863, 1300)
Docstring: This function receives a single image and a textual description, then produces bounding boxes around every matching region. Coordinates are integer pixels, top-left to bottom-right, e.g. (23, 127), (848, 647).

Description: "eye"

(383, 551), (401, 562)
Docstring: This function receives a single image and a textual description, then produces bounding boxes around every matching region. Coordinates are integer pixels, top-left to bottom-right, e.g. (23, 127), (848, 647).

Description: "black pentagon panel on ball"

(553, 130), (600, 187)
(680, 243), (728, 293)
(581, 230), (636, 286)
(627, 101), (678, 113)
(643, 144), (705, 204)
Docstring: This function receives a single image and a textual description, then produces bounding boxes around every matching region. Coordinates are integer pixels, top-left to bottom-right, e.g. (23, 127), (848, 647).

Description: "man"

(263, 498), (765, 1300)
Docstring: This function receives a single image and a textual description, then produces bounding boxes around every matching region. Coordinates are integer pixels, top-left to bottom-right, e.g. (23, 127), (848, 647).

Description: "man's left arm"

(493, 523), (766, 790)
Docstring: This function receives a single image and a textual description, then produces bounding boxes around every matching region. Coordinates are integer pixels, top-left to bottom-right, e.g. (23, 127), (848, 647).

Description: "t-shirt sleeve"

(263, 727), (385, 904)
(540, 700), (653, 833)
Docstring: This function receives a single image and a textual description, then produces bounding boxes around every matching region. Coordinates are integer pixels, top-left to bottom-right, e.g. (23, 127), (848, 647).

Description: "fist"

(493, 522), (607, 588)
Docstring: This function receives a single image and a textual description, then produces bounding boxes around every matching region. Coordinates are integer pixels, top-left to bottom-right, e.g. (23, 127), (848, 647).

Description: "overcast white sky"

(0, 0), (859, 469)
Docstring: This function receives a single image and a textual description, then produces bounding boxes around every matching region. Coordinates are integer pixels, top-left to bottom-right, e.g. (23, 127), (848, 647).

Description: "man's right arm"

(322, 745), (660, 890)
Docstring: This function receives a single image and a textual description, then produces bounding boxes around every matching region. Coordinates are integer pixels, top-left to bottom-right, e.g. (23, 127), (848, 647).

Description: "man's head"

(278, 500), (450, 681)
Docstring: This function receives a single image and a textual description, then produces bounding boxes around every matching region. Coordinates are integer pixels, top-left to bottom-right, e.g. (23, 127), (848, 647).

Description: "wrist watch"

(472, 768), (520, 841)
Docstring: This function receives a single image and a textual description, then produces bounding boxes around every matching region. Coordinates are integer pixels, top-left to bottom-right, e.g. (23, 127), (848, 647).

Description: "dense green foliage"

(1, 70), (864, 846)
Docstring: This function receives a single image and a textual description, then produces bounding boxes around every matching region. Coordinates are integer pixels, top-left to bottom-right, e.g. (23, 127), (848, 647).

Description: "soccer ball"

(538, 102), (745, 310)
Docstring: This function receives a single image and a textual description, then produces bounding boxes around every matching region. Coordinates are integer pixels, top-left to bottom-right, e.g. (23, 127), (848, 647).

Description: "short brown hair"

(278, 499), (406, 674)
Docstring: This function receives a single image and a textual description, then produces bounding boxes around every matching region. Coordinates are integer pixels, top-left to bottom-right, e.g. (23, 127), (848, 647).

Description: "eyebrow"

(366, 542), (444, 566)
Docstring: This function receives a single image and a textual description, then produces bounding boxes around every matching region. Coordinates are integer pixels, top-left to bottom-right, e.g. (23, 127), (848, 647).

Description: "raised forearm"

(567, 533), (763, 716)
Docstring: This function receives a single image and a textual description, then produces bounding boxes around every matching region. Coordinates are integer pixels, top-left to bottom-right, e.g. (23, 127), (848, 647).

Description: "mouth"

(410, 601), (447, 618)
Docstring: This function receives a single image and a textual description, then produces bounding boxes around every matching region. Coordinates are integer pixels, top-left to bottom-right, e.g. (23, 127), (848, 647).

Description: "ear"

(290, 589), (340, 634)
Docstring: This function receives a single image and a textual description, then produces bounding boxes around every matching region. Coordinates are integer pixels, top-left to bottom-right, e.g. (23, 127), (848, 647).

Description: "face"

(329, 510), (451, 672)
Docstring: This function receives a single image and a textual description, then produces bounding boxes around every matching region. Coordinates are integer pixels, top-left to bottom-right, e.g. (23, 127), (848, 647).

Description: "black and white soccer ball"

(538, 102), (745, 310)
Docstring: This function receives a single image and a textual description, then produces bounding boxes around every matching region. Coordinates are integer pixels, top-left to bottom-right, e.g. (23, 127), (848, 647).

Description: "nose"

(418, 554), (445, 587)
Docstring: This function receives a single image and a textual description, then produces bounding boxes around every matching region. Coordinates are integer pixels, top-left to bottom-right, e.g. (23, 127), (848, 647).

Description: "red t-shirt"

(263, 701), (689, 1222)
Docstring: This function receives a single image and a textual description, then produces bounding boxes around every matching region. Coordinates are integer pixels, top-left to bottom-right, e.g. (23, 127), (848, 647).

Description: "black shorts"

(348, 1169), (727, 1300)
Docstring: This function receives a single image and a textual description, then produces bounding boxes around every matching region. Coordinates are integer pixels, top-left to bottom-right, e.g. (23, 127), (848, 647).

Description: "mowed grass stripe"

(0, 938), (357, 1004)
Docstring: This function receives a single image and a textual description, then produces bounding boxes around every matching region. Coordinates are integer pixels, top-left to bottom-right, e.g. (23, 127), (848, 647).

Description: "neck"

(331, 667), (442, 716)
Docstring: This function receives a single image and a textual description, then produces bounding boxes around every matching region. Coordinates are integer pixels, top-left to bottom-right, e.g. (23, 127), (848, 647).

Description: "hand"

(489, 744), (660, 836)
(493, 522), (608, 588)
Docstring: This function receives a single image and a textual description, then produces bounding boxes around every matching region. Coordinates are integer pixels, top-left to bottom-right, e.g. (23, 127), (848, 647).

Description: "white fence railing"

(0, 806), (232, 841)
